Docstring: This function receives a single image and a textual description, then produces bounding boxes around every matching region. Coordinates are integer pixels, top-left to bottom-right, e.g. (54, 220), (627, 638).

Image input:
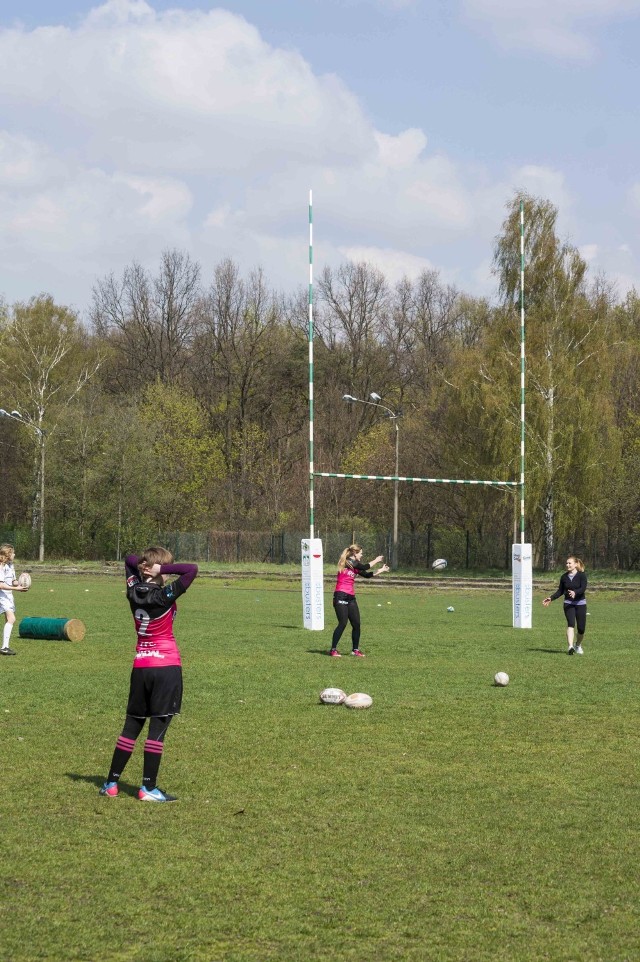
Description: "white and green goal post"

(303, 190), (324, 630)
(304, 194), (531, 629)
(513, 199), (532, 628)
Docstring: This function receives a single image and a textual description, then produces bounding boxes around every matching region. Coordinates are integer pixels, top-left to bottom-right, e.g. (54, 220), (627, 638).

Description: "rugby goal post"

(301, 538), (324, 630)
(512, 543), (532, 629)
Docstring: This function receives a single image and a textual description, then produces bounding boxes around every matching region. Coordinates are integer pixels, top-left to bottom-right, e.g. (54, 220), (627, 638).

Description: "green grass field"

(1, 573), (639, 962)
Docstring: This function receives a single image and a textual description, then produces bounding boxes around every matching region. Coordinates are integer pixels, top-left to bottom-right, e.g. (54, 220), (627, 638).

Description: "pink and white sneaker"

(351, 649), (365, 657)
(329, 649), (341, 658)
(99, 781), (119, 797)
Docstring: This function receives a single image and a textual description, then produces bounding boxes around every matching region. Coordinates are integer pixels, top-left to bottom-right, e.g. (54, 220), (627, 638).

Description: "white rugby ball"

(319, 688), (347, 705)
(494, 672), (509, 687)
(432, 558), (447, 570)
(18, 572), (31, 589)
(344, 692), (373, 709)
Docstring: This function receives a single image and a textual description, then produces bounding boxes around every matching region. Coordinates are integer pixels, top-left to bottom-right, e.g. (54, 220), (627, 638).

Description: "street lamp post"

(343, 392), (401, 570)
(0, 408), (46, 562)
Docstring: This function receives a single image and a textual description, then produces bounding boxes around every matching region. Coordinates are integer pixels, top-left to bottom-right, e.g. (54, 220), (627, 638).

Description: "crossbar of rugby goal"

(314, 472), (518, 486)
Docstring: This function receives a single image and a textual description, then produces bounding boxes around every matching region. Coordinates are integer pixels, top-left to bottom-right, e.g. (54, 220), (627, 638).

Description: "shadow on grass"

(307, 648), (333, 656)
(65, 772), (140, 798)
(275, 625), (301, 630)
(528, 647), (565, 654)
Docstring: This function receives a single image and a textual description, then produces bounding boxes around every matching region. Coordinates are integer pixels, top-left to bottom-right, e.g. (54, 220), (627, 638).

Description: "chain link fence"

(161, 528), (640, 570)
(157, 529), (512, 569)
(4, 524), (640, 570)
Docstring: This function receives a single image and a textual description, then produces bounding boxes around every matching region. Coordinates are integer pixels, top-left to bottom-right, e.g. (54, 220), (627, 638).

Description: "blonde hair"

(138, 546), (174, 571)
(338, 544), (362, 571)
(567, 556), (585, 572)
(0, 544), (15, 564)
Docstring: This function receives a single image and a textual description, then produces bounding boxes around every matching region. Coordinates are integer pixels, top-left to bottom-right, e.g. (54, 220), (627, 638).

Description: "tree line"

(1, 193), (639, 569)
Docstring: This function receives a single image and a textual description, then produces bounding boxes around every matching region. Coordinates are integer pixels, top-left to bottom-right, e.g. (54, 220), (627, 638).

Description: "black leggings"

(122, 713), (173, 742)
(332, 593), (361, 650)
(563, 604), (587, 635)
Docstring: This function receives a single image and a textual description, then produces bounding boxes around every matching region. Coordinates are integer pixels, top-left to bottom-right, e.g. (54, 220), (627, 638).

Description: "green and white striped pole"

(308, 189), (315, 539)
(302, 189), (324, 630)
(513, 198), (532, 628)
(520, 199), (526, 545)
(314, 472), (517, 487)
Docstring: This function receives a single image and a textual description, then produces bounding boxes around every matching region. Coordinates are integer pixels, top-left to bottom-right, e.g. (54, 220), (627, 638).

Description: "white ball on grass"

(344, 692), (373, 709)
(319, 688), (347, 705)
(494, 672), (509, 687)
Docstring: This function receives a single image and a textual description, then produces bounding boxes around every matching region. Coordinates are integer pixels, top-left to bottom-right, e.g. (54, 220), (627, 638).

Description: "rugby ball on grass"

(494, 672), (509, 687)
(319, 688), (347, 705)
(432, 559), (447, 570)
(344, 692), (373, 710)
(17, 572), (31, 589)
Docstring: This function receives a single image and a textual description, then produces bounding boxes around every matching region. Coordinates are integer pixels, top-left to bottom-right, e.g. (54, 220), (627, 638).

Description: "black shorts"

(126, 666), (183, 718)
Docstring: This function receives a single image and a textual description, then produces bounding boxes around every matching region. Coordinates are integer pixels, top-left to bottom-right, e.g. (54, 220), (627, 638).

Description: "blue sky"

(1, 0), (639, 312)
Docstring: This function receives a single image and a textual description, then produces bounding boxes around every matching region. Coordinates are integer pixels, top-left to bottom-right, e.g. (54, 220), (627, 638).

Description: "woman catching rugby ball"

(329, 544), (389, 658)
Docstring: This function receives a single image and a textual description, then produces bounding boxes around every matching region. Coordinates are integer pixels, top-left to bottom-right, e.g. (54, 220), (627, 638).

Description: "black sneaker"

(0, 647), (16, 655)
(567, 646), (575, 655)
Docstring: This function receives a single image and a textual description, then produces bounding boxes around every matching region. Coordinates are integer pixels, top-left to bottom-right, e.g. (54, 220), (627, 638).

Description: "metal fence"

(161, 528), (640, 570)
(157, 529), (513, 569)
(4, 523), (640, 570)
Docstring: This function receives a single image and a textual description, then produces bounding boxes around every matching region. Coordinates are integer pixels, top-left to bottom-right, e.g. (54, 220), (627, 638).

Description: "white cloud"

(338, 245), (441, 285)
(0, 149), (193, 303)
(570, 239), (639, 297)
(0, 0), (492, 306)
(512, 165), (571, 212)
(0, 133), (66, 188)
(579, 243), (599, 263)
(462, 0), (640, 59)
(0, 1), (374, 174)
(112, 173), (192, 223)
(375, 129), (427, 169)
(1, 0), (626, 310)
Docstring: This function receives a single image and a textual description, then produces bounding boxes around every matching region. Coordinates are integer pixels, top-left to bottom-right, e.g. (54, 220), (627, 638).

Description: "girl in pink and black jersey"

(100, 546), (198, 803)
(330, 544), (389, 658)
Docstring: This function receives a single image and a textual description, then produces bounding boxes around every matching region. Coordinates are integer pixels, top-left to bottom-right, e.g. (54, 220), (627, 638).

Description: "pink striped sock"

(116, 736), (136, 754)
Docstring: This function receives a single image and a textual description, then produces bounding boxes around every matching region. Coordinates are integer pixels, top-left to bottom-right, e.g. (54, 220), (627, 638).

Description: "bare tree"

(317, 262), (389, 378)
(92, 249), (201, 387)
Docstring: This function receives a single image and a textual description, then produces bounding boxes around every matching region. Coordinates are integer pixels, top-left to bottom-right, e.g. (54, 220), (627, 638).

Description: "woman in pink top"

(330, 543), (389, 658)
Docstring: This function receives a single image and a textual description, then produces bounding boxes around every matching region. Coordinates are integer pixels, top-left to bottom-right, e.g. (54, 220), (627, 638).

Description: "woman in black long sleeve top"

(542, 556), (588, 655)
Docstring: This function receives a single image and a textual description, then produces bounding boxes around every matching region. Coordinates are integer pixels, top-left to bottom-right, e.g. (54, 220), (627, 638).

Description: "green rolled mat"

(19, 617), (86, 642)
